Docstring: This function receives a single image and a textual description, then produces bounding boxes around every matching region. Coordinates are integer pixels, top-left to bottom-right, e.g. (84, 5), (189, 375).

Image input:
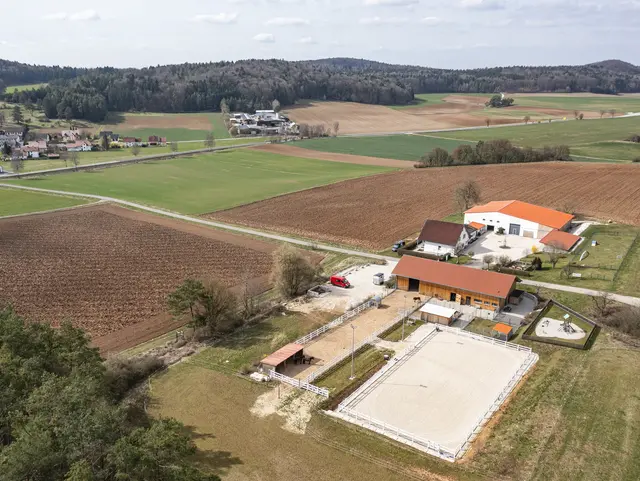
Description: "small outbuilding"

(419, 304), (458, 325)
(540, 229), (582, 252)
(259, 343), (304, 374)
(493, 323), (513, 341)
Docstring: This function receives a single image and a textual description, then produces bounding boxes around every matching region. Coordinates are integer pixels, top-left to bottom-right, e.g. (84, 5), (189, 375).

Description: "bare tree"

(544, 242), (565, 269)
(131, 144), (141, 157)
(169, 141), (178, 157)
(573, 110), (579, 119)
(69, 151), (80, 171)
(10, 156), (24, 174)
(454, 180), (482, 212)
(333, 121), (340, 137)
(485, 118), (492, 128)
(578, 113), (584, 120)
(239, 272), (263, 320)
(0, 111), (5, 128)
(609, 109), (616, 118)
(497, 255), (512, 268)
(219, 98), (230, 115)
(599, 109), (606, 119)
(523, 115), (531, 124)
(482, 254), (494, 269)
(453, 243), (466, 264)
(271, 245), (318, 298)
(204, 131), (215, 149)
(198, 279), (240, 333)
(591, 292), (612, 318)
(272, 99), (281, 113)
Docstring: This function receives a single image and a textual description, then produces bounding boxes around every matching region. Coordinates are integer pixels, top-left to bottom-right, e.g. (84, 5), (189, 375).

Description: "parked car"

(391, 240), (406, 252)
(330, 275), (351, 288)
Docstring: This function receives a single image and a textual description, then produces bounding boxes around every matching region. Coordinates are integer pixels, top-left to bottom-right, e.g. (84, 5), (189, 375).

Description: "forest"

(1, 57), (639, 122)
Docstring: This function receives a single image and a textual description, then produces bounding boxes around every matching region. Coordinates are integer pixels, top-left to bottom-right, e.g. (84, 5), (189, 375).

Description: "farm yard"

(7, 149), (392, 214)
(0, 187), (88, 217)
(208, 162), (640, 251)
(0, 204), (279, 352)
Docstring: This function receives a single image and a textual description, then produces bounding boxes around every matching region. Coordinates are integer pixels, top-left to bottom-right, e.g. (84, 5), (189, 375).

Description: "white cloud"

(191, 13), (238, 24)
(43, 12), (69, 20)
(420, 16), (443, 25)
(359, 16), (409, 24)
(459, 0), (505, 10)
(297, 36), (317, 44)
(265, 17), (309, 26)
(69, 10), (101, 21)
(42, 10), (101, 21)
(363, 0), (418, 5)
(253, 33), (275, 43)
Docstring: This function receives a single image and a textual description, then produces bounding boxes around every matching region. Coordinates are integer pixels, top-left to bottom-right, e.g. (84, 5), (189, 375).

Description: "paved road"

(2, 183), (639, 306)
(520, 280), (640, 307)
(0, 184), (395, 262)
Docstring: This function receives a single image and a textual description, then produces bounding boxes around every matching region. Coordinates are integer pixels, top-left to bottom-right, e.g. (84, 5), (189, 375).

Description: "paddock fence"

(268, 370), (329, 398)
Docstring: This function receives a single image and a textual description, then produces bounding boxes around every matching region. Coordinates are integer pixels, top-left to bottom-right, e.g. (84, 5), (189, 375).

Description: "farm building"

(259, 343), (304, 374)
(392, 256), (516, 311)
(419, 303), (458, 325)
(493, 323), (513, 341)
(416, 220), (470, 256)
(540, 229), (582, 252)
(464, 200), (573, 239)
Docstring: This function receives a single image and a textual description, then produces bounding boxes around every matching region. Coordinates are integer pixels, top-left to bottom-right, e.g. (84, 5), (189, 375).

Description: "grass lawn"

(0, 187), (88, 217)
(296, 135), (474, 161)
(572, 141), (640, 162)
(7, 149), (393, 214)
(440, 115), (640, 148)
(513, 94), (640, 113)
(315, 345), (391, 394)
(102, 112), (231, 141)
(523, 224), (640, 296)
(4, 82), (48, 93)
(379, 319), (423, 342)
(464, 317), (500, 337)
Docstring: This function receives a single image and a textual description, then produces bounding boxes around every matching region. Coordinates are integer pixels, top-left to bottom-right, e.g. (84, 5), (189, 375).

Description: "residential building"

(416, 220), (469, 256)
(464, 200), (574, 239)
(392, 256), (516, 311)
(61, 129), (80, 141)
(122, 137), (141, 147)
(66, 141), (92, 152)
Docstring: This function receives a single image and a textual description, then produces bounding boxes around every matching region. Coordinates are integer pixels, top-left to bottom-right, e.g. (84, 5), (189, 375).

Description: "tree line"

(415, 140), (571, 168)
(2, 57), (640, 122)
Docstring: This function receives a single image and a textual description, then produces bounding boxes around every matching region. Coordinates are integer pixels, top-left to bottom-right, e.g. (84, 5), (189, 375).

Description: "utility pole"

(349, 324), (356, 380)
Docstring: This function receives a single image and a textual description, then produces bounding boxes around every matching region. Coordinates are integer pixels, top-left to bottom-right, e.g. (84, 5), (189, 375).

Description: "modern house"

(416, 220), (470, 256)
(392, 256), (517, 311)
(464, 200), (574, 239)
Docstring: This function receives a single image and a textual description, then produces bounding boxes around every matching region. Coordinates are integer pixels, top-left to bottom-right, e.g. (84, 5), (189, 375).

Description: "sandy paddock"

(339, 325), (534, 456)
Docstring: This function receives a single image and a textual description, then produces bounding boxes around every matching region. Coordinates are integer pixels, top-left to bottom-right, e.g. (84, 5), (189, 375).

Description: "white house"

(66, 141), (92, 152)
(464, 200), (574, 239)
(416, 220), (470, 256)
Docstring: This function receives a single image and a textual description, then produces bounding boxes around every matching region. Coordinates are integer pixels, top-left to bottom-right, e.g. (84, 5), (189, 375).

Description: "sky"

(1, 0), (639, 69)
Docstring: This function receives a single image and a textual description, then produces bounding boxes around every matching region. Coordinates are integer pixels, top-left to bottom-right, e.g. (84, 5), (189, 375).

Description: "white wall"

(419, 241), (455, 256)
(464, 212), (541, 238)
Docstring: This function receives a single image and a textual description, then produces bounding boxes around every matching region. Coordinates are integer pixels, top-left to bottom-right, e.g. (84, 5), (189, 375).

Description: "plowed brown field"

(0, 205), (278, 353)
(285, 96), (588, 135)
(207, 162), (640, 250)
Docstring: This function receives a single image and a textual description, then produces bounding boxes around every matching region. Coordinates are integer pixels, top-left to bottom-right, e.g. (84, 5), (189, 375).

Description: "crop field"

(8, 149), (391, 214)
(0, 187), (88, 217)
(209, 162), (640, 250)
(98, 112), (230, 141)
(511, 92), (640, 113)
(0, 204), (278, 352)
(296, 135), (473, 161)
(4, 82), (48, 93)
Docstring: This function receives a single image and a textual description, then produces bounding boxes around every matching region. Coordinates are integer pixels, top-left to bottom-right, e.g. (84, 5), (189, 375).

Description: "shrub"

(496, 227), (505, 235)
(633, 157), (640, 163)
(105, 355), (165, 400)
(600, 305), (640, 338)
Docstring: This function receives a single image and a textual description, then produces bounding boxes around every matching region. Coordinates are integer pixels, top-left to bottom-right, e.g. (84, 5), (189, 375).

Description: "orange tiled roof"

(540, 229), (582, 251)
(466, 200), (574, 229)
(493, 323), (513, 335)
(261, 343), (303, 366)
(468, 222), (486, 230)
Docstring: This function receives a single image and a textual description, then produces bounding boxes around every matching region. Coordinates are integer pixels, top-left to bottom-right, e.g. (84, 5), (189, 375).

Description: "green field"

(105, 112), (231, 141)
(514, 94), (640, 113)
(0, 187), (87, 217)
(4, 83), (48, 93)
(572, 141), (640, 162)
(297, 135), (474, 161)
(7, 150), (392, 214)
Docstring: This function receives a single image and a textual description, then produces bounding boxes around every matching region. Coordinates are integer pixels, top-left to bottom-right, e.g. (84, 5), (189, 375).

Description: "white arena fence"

(335, 324), (537, 461)
(294, 289), (393, 345)
(268, 370), (329, 398)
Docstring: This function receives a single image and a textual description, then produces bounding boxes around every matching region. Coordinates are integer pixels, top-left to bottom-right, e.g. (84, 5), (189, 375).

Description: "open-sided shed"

(259, 343), (304, 374)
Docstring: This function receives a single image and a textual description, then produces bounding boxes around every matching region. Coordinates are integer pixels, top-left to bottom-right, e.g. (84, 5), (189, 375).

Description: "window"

(484, 301), (490, 305)
(491, 303), (498, 307)
(474, 299), (482, 303)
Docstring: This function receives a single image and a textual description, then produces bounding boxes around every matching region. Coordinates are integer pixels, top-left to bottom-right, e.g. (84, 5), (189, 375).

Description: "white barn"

(464, 200), (574, 239)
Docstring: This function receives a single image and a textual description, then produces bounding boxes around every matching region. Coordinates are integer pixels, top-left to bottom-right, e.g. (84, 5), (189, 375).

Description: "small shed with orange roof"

(540, 229), (582, 252)
(492, 323), (513, 341)
(464, 200), (574, 239)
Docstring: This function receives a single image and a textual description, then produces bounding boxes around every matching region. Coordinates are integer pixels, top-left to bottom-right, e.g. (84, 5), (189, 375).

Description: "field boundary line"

(0, 196), (103, 220)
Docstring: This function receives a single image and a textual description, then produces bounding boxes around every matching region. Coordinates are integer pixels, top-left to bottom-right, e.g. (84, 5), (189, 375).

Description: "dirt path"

(252, 144), (411, 168)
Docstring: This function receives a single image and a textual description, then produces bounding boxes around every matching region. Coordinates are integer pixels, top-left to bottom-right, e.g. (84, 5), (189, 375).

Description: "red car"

(330, 275), (351, 288)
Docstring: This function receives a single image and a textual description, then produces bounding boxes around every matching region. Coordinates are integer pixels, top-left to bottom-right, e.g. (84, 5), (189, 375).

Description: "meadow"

(0, 187), (87, 217)
(513, 93), (640, 113)
(7, 149), (392, 214)
(4, 83), (48, 93)
(297, 135), (474, 161)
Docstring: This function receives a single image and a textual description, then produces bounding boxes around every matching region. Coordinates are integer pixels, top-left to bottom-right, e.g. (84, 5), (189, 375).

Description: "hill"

(2, 57), (640, 122)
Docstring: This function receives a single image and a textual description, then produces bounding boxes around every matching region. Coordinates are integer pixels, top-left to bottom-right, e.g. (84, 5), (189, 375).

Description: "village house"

(66, 141), (92, 152)
(416, 220), (470, 256)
